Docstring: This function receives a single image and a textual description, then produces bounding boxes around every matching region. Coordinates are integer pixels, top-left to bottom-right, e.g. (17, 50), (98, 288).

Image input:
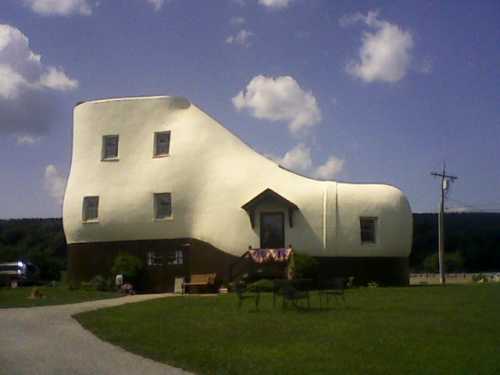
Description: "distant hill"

(0, 213), (499, 280)
(412, 213), (500, 272)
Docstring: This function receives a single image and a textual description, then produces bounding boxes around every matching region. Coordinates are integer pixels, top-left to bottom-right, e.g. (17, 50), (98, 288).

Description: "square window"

(174, 250), (184, 265)
(154, 131), (170, 157)
(83, 196), (99, 222)
(360, 217), (377, 244)
(154, 193), (172, 219)
(166, 249), (183, 265)
(147, 251), (163, 266)
(102, 135), (119, 160)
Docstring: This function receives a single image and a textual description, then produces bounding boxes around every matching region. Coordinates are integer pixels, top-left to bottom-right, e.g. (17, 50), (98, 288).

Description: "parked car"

(0, 261), (40, 288)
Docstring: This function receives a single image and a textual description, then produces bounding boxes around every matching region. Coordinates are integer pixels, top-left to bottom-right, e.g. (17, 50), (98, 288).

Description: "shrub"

(422, 252), (465, 273)
(81, 281), (94, 291)
(111, 254), (144, 283)
(367, 281), (379, 288)
(67, 280), (80, 290)
(247, 279), (274, 292)
(292, 253), (319, 280)
(346, 276), (355, 288)
(106, 277), (116, 291)
(422, 254), (438, 273)
(472, 273), (489, 283)
(90, 275), (109, 291)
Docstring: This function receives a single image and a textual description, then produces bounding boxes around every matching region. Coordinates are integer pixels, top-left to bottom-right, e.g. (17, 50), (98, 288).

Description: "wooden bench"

(183, 273), (216, 294)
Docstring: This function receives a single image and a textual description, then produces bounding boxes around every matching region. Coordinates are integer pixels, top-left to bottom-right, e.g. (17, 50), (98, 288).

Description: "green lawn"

(75, 284), (500, 375)
(0, 286), (120, 308)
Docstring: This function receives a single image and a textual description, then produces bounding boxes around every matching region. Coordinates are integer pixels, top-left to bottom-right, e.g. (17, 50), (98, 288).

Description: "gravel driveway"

(0, 294), (193, 375)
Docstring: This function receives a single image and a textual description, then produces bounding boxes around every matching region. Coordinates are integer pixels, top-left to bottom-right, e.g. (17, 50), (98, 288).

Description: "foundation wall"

(68, 238), (409, 291)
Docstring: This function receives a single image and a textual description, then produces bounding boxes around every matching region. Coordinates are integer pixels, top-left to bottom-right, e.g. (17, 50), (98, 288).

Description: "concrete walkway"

(0, 294), (193, 375)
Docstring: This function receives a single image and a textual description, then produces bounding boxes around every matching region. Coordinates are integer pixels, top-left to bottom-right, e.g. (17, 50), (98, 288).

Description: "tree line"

(0, 213), (499, 280)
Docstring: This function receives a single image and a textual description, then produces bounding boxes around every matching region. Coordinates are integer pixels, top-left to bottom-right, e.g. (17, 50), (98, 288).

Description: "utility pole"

(431, 163), (458, 285)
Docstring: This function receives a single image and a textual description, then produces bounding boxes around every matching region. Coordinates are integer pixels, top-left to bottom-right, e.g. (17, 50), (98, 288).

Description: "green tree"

(422, 252), (465, 273)
(111, 254), (144, 283)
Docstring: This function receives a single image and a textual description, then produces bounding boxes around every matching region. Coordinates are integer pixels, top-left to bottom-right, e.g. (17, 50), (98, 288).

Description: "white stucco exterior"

(63, 96), (412, 258)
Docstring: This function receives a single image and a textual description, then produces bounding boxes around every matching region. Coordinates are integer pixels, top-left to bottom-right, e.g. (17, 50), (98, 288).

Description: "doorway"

(260, 212), (285, 249)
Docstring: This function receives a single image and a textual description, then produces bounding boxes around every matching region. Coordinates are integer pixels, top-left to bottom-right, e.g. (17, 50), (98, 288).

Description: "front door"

(260, 212), (285, 249)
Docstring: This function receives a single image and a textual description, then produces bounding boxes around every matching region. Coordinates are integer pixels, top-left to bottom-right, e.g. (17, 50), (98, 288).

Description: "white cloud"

(313, 156), (345, 179)
(419, 58), (433, 74)
(258, 0), (291, 9)
(0, 65), (29, 100)
(0, 24), (78, 138)
(146, 0), (164, 11)
(230, 17), (246, 26)
(271, 144), (344, 180)
(23, 0), (92, 16)
(38, 67), (79, 91)
(0, 24), (79, 96)
(279, 143), (312, 172)
(343, 11), (413, 83)
(232, 75), (321, 135)
(44, 164), (67, 203)
(16, 134), (41, 145)
(226, 29), (254, 47)
(0, 25), (41, 99)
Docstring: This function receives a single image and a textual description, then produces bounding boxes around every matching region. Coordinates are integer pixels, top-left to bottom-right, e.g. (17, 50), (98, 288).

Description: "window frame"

(360, 217), (377, 244)
(82, 196), (99, 223)
(101, 134), (119, 161)
(153, 192), (173, 220)
(153, 131), (171, 158)
(167, 249), (184, 265)
(147, 251), (163, 267)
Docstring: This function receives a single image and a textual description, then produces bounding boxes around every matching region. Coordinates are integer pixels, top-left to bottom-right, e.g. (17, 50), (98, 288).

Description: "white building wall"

(63, 96), (412, 258)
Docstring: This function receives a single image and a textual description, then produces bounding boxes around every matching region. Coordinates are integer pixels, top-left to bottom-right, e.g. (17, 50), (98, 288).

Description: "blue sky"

(0, 0), (499, 218)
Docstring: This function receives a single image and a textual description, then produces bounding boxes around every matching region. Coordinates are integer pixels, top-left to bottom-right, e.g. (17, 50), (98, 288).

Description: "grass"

(75, 284), (500, 375)
(0, 285), (120, 308)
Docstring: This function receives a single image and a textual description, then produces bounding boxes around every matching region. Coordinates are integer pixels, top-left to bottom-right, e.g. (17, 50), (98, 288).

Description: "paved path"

(0, 294), (193, 375)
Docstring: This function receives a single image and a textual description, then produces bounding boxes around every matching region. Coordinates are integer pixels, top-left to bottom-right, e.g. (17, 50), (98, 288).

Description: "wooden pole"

(438, 173), (446, 284)
(431, 164), (458, 285)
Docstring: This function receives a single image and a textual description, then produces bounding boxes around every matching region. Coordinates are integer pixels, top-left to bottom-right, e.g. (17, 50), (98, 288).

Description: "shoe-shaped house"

(63, 96), (412, 291)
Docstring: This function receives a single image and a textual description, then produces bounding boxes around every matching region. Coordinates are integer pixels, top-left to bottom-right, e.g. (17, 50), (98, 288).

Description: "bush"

(67, 280), (80, 290)
(422, 254), (438, 273)
(90, 275), (109, 291)
(472, 273), (489, 283)
(106, 277), (116, 291)
(346, 276), (355, 288)
(367, 281), (379, 288)
(247, 279), (274, 292)
(292, 253), (319, 280)
(111, 254), (144, 283)
(422, 252), (465, 273)
(80, 281), (94, 291)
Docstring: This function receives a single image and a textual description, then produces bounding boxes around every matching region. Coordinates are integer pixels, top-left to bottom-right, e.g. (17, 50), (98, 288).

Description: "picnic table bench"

(183, 273), (216, 293)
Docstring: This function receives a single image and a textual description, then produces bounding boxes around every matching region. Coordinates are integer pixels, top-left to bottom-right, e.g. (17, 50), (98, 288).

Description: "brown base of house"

(67, 238), (409, 292)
